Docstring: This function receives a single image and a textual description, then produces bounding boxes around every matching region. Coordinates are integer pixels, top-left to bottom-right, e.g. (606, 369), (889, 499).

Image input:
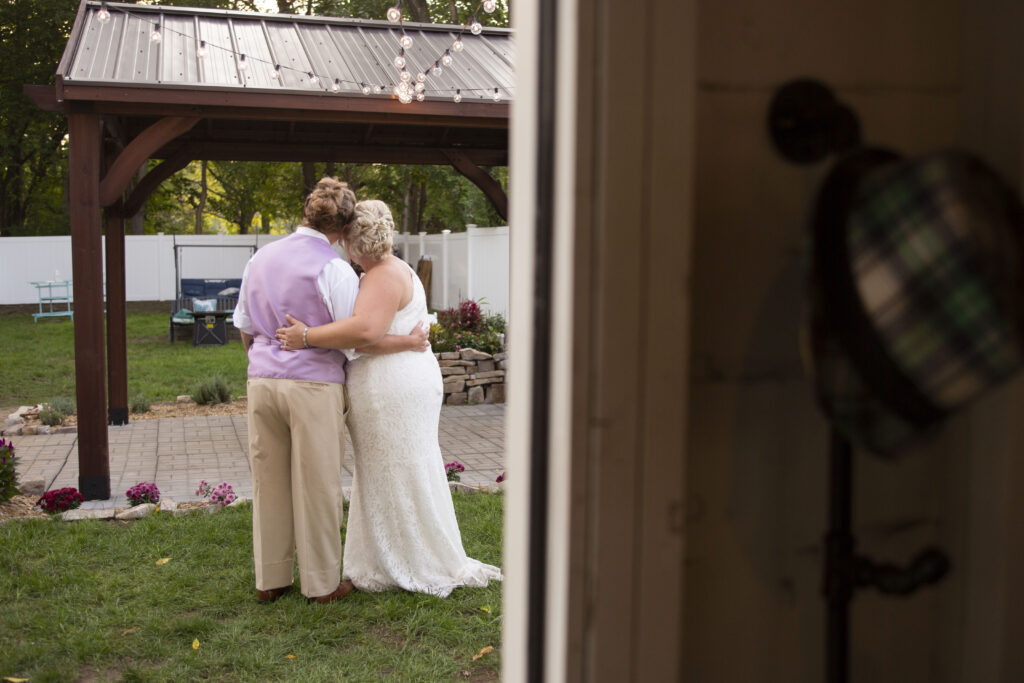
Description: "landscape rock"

(485, 384), (505, 404)
(440, 366), (467, 376)
(158, 498), (178, 511)
(493, 352), (507, 362)
(460, 348), (493, 361)
(115, 503), (157, 520)
(2, 426), (22, 436)
(472, 370), (505, 380)
(228, 496), (250, 507)
(443, 379), (466, 394)
(467, 386), (485, 404)
(466, 378), (501, 387)
(19, 480), (46, 496)
(475, 360), (496, 373)
(438, 360), (475, 367)
(21, 426), (37, 436)
(498, 360), (508, 371)
(447, 392), (468, 406)
(440, 351), (461, 360)
(4, 415), (23, 428)
(176, 395), (194, 404)
(34, 426), (51, 435)
(61, 508), (114, 521)
(16, 406), (37, 418)
(53, 426), (78, 434)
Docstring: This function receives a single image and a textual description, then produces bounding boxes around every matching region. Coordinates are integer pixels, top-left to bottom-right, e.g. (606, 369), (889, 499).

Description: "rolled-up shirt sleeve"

(232, 260), (255, 335)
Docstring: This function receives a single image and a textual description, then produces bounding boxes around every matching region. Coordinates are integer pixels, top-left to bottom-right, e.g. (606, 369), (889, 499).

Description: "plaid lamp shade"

(806, 148), (1024, 456)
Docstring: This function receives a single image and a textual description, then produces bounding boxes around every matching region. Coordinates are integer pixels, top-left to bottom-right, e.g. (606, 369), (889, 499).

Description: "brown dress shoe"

(308, 581), (356, 604)
(256, 585), (292, 604)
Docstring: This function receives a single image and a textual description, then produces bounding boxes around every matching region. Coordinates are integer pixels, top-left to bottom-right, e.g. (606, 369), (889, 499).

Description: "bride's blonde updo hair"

(343, 199), (395, 261)
(303, 177), (356, 235)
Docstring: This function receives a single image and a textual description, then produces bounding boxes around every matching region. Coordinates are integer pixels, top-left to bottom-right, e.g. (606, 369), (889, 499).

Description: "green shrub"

(191, 375), (231, 406)
(0, 438), (18, 502)
(429, 299), (506, 355)
(130, 393), (151, 414)
(39, 396), (75, 426)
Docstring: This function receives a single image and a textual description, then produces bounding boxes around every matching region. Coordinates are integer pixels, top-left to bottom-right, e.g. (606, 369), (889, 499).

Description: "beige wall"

(685, 0), (1024, 681)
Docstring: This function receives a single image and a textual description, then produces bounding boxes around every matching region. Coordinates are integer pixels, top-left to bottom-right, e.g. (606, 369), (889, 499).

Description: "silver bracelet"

(302, 326), (310, 349)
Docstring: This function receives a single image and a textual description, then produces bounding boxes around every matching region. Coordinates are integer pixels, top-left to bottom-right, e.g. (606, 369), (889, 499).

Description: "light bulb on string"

(150, 24), (161, 43)
(307, 72), (319, 85)
(387, 3), (402, 23)
(453, 89), (462, 103)
(400, 33), (413, 49)
(237, 53), (248, 70)
(441, 50), (453, 66)
(270, 64), (281, 80)
(398, 81), (411, 94)
(416, 91), (425, 101)
(492, 87), (501, 101)
(96, 3), (111, 23)
(452, 38), (464, 52)
(399, 92), (413, 104)
(432, 61), (442, 76)
(394, 49), (406, 69)
(414, 81), (425, 92)
(393, 85), (401, 96)
(470, 18), (482, 35)
(416, 71), (426, 83)
(361, 82), (371, 95)
(483, 0), (497, 12)
(197, 40), (208, 58)
(331, 79), (341, 92)
(400, 68), (411, 82)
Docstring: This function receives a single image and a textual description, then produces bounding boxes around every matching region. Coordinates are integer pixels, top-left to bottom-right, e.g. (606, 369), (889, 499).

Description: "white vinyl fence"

(0, 226), (509, 318)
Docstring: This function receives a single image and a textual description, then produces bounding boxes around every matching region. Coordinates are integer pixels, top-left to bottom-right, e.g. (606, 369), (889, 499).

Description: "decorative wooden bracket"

(99, 116), (199, 207)
(443, 150), (508, 220)
(122, 148), (194, 218)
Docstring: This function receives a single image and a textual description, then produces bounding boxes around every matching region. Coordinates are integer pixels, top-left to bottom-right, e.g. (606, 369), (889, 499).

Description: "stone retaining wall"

(438, 348), (507, 405)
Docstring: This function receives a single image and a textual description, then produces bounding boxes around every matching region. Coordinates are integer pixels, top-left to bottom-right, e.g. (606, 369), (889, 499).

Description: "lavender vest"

(244, 232), (347, 384)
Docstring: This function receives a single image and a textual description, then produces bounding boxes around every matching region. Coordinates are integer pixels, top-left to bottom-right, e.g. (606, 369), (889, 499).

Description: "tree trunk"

(194, 160), (208, 235)
(448, 0), (458, 23)
(302, 161), (316, 196)
(406, 0), (430, 22)
(237, 209), (254, 235)
(416, 181), (427, 231)
(402, 176), (414, 234)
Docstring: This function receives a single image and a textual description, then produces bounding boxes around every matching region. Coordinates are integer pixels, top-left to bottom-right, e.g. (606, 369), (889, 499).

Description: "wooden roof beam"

(443, 149), (507, 220)
(98, 116), (199, 207)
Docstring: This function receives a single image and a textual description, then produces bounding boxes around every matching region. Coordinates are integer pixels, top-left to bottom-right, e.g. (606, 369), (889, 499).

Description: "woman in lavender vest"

(233, 179), (427, 605)
(275, 199), (502, 597)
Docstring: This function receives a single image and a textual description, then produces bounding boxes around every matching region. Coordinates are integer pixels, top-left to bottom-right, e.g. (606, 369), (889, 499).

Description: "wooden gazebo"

(27, 0), (511, 499)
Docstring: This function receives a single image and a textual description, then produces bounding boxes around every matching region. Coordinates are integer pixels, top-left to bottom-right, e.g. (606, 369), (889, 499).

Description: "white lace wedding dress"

(341, 262), (502, 597)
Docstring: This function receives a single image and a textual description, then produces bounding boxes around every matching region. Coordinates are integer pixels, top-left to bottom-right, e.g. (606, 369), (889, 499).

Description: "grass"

(0, 492), (503, 682)
(0, 311), (248, 407)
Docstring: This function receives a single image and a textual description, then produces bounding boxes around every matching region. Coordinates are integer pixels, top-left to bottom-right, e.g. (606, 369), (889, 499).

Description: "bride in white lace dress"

(276, 199), (502, 598)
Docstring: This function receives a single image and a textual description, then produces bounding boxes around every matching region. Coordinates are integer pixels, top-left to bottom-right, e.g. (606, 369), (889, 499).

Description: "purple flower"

(445, 461), (466, 482)
(125, 482), (160, 506)
(496, 472), (505, 483)
(209, 481), (235, 507)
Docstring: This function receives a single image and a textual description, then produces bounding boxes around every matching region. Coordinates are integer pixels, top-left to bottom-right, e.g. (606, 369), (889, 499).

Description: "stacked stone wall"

(439, 349), (507, 405)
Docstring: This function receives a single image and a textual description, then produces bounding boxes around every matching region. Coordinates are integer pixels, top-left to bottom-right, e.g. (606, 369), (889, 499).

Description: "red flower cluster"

(438, 299), (483, 333)
(37, 487), (84, 513)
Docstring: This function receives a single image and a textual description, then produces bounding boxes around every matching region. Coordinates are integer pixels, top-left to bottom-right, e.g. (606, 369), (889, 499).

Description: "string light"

(307, 71), (319, 85)
(492, 87), (501, 101)
(414, 81), (425, 92)
(197, 40), (207, 58)
(237, 53), (248, 70)
(400, 33), (413, 49)
(452, 38), (464, 52)
(441, 50), (452, 66)
(386, 3), (402, 23)
(483, 0), (497, 12)
(416, 71), (426, 83)
(331, 78), (341, 92)
(270, 64), (281, 79)
(399, 92), (412, 104)
(400, 68), (411, 82)
(150, 23), (161, 43)
(393, 48), (406, 69)
(416, 91), (425, 101)
(361, 82), (371, 95)
(469, 17), (482, 35)
(97, 3), (111, 23)
(432, 61), (442, 76)
(453, 89), (462, 103)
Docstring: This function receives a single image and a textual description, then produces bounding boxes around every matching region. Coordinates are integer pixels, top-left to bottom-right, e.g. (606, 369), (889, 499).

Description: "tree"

(0, 0), (79, 236)
(206, 161), (300, 234)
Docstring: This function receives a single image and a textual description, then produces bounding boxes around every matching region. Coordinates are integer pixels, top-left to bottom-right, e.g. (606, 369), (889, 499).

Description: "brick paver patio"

(11, 404), (505, 509)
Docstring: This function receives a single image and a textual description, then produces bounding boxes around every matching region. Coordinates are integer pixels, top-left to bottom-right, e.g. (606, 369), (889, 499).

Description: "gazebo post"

(105, 199), (129, 426)
(68, 110), (110, 500)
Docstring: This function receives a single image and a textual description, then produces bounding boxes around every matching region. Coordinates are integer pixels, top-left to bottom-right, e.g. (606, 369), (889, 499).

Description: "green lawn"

(0, 310), (249, 408)
(0, 493), (503, 682)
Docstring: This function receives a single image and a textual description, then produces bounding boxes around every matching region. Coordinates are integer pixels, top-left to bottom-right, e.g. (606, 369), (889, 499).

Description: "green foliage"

(0, 493), (503, 681)
(39, 395), (75, 426)
(430, 299), (506, 354)
(0, 0), (79, 236)
(130, 393), (152, 414)
(191, 375), (232, 405)
(0, 439), (17, 503)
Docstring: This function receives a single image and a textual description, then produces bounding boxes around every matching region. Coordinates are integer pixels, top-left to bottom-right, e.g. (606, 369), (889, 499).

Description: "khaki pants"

(247, 377), (347, 598)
